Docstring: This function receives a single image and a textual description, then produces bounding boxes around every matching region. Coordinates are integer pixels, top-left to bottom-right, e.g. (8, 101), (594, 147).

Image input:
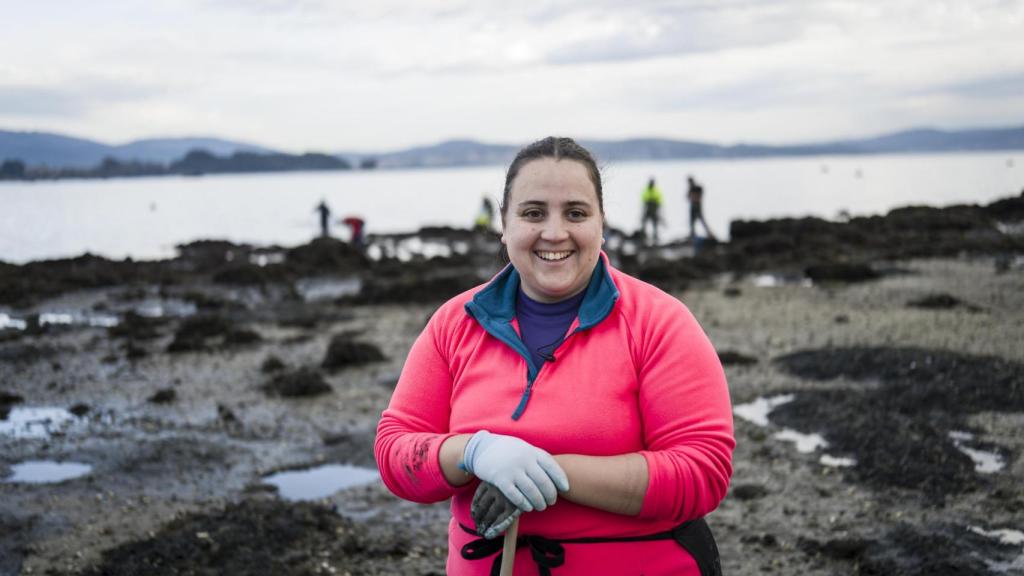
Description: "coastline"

(2, 193), (1023, 575)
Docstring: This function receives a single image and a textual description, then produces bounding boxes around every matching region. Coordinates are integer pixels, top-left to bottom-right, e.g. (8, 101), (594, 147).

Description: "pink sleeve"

(374, 311), (462, 503)
(635, 301), (734, 522)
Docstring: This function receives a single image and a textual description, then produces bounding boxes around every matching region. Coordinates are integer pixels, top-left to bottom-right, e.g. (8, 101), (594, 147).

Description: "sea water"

(1, 152), (1020, 263)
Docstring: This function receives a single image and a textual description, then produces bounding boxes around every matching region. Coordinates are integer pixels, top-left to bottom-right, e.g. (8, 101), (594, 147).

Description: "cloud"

(545, 2), (807, 65)
(942, 71), (1024, 99)
(0, 78), (163, 119)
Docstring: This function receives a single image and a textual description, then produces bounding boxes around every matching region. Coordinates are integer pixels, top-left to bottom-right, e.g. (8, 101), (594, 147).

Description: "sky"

(2, 0), (1023, 153)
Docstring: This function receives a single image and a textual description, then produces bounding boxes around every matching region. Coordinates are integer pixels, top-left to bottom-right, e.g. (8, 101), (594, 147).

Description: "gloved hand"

(472, 481), (521, 540)
(460, 430), (569, 512)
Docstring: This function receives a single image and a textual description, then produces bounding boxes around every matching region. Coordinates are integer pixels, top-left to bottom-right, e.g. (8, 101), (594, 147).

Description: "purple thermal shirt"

(515, 287), (586, 370)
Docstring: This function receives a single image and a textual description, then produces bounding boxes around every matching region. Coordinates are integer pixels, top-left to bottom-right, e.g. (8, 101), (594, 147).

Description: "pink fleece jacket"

(375, 257), (734, 575)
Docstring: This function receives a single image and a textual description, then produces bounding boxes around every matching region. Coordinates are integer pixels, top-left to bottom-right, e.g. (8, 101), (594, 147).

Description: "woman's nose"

(539, 218), (570, 241)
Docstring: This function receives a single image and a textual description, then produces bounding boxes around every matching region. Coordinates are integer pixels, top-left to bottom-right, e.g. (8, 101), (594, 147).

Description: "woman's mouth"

(535, 250), (573, 262)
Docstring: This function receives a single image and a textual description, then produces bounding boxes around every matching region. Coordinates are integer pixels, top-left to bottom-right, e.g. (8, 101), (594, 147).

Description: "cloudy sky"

(2, 0), (1023, 152)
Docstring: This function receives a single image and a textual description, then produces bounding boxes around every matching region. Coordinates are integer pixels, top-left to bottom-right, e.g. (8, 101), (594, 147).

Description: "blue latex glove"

(461, 430), (569, 512)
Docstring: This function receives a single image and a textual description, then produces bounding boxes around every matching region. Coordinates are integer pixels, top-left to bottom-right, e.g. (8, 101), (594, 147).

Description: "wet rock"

(148, 388), (177, 404)
(212, 263), (290, 286)
(108, 312), (167, 340)
(264, 368), (332, 397)
(167, 315), (259, 352)
(0, 343), (60, 364)
(285, 237), (368, 275)
(217, 404), (238, 423)
(718, 350), (758, 366)
(321, 334), (386, 371)
(167, 315), (232, 352)
(834, 314), (850, 324)
(853, 524), (1003, 576)
(773, 347), (1024, 496)
(79, 499), (432, 576)
(181, 290), (235, 312)
(69, 403), (91, 417)
(798, 536), (869, 560)
(731, 483), (769, 501)
(351, 267), (481, 305)
(984, 190), (1024, 222)
(223, 328), (262, 346)
(805, 262), (879, 283)
(907, 293), (983, 312)
(0, 390), (24, 419)
(260, 355), (286, 373)
(723, 287), (742, 297)
(741, 534), (779, 548)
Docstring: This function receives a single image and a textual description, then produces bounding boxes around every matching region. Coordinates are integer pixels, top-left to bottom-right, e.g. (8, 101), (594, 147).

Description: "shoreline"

(2, 192), (1023, 575)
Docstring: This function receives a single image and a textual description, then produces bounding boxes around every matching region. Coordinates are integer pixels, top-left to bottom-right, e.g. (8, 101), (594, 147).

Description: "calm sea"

(1, 152), (1021, 264)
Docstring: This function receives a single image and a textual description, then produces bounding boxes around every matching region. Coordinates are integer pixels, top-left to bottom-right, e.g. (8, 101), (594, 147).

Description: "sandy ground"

(2, 255), (1023, 575)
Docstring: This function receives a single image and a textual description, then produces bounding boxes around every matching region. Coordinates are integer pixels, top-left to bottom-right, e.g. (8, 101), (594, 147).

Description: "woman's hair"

(500, 136), (604, 219)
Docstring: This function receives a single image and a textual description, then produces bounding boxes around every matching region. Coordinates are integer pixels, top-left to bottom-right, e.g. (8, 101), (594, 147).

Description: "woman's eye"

(522, 209), (544, 220)
(568, 210), (587, 220)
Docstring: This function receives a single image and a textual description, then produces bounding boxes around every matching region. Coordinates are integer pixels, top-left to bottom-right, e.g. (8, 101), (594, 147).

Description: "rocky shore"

(2, 192), (1023, 575)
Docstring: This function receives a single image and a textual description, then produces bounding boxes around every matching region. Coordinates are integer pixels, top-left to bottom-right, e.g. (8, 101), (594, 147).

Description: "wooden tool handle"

(499, 516), (520, 576)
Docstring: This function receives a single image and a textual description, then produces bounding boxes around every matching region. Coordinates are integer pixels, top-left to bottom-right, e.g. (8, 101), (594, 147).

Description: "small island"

(0, 148), (354, 181)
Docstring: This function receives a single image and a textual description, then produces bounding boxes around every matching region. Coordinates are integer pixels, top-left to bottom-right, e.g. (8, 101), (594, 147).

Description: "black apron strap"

(459, 518), (721, 576)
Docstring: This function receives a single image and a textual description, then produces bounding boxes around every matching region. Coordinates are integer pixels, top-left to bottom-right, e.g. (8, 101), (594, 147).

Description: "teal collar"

(464, 255), (620, 420)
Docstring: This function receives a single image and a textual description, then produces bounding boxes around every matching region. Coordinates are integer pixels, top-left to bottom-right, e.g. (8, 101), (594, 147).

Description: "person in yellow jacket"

(641, 177), (663, 244)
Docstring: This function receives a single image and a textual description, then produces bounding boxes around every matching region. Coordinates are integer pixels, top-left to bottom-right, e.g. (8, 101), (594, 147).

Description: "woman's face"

(502, 158), (604, 303)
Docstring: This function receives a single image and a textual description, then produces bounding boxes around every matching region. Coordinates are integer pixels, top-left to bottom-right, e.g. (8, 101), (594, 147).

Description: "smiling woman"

(500, 152), (605, 303)
(375, 137), (734, 575)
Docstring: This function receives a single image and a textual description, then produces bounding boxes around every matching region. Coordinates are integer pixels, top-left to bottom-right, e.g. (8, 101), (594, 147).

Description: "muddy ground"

(2, 194), (1023, 575)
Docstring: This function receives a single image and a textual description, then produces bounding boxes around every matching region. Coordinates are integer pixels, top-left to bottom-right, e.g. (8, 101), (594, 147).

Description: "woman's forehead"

(510, 159), (597, 202)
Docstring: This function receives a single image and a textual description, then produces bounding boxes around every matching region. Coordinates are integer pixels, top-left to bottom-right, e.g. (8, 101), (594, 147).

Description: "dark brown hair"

(500, 136), (604, 219)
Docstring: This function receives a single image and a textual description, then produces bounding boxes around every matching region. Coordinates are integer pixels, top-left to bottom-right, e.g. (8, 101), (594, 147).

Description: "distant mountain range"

(343, 125), (1024, 169)
(3, 124), (1024, 171)
(0, 130), (276, 168)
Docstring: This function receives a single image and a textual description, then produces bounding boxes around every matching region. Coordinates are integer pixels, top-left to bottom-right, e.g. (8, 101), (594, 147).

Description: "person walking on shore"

(375, 136), (733, 575)
(641, 177), (664, 244)
(687, 175), (716, 242)
(475, 196), (496, 232)
(341, 216), (365, 250)
(315, 200), (331, 237)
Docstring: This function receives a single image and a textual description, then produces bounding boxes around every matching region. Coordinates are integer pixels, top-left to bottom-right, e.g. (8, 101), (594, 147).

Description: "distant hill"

(0, 130), (277, 168)
(114, 137), (276, 165)
(5, 124), (1024, 172)
(343, 125), (1024, 168)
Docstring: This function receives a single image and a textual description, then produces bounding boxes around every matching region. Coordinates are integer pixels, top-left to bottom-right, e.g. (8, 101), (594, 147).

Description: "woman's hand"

(471, 482), (521, 539)
(461, 430), (569, 512)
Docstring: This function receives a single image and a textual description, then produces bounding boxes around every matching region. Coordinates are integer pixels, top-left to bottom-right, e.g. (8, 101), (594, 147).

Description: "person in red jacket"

(375, 136), (734, 575)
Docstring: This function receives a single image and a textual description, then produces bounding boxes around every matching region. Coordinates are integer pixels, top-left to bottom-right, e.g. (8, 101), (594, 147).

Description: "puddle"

(0, 407), (82, 439)
(819, 454), (857, 467)
(0, 311), (120, 331)
(249, 252), (286, 267)
(774, 429), (828, 453)
(262, 463), (379, 501)
(753, 274), (813, 288)
(735, 394), (850, 461)
(734, 394), (795, 426)
(133, 299), (197, 318)
(3, 460), (93, 484)
(295, 277), (362, 302)
(0, 313), (28, 330)
(949, 431), (1005, 474)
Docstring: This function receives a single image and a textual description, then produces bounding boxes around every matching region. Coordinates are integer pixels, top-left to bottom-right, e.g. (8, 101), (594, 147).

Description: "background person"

(315, 199), (331, 237)
(686, 175), (717, 241)
(640, 177), (664, 244)
(375, 137), (734, 575)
